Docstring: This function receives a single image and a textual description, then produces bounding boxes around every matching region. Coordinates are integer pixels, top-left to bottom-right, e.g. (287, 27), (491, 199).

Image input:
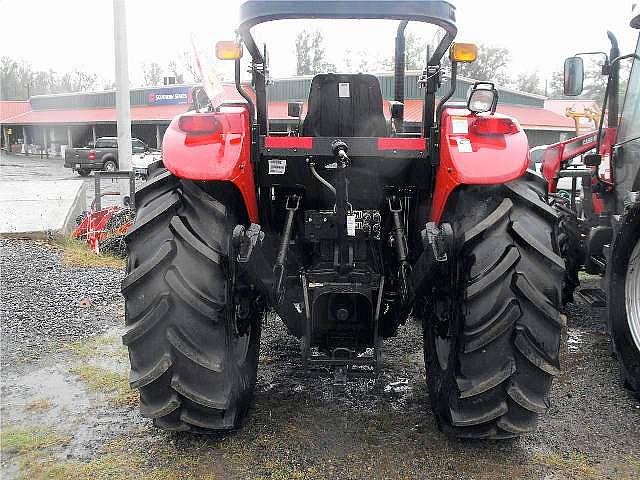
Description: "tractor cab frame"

(236, 0), (458, 139)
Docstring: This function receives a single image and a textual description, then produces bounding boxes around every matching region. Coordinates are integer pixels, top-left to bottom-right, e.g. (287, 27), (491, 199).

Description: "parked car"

(132, 150), (162, 180)
(64, 137), (150, 177)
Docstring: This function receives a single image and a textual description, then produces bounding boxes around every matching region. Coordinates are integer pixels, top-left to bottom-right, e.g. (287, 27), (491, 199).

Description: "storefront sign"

(147, 87), (191, 105)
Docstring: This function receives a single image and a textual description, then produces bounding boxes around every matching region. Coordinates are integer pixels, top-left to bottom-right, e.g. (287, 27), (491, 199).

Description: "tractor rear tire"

(122, 167), (262, 431)
(424, 171), (565, 439)
(608, 204), (640, 396)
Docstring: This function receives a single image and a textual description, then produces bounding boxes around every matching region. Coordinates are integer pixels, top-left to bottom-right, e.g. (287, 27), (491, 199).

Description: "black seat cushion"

(301, 73), (387, 137)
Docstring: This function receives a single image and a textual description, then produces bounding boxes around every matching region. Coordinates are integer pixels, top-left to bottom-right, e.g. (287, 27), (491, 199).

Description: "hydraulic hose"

(309, 162), (336, 196)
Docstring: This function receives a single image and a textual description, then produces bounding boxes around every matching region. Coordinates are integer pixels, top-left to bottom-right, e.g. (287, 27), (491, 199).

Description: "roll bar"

(236, 0), (458, 135)
(238, 0), (457, 66)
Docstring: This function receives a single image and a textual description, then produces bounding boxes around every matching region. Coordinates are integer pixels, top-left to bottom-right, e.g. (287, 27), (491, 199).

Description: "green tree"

(547, 70), (565, 97)
(514, 71), (543, 95)
(0, 57), (97, 99)
(547, 60), (629, 106)
(376, 32), (429, 71)
(456, 44), (511, 84)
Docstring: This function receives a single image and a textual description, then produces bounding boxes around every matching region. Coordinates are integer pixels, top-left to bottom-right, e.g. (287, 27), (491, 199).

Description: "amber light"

(215, 41), (243, 60)
(451, 42), (478, 62)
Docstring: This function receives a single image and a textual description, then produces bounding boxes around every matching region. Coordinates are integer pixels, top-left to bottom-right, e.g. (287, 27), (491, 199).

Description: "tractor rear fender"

(431, 108), (529, 222)
(162, 106), (259, 222)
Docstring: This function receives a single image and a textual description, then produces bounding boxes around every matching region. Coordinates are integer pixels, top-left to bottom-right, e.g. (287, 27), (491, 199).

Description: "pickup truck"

(64, 137), (151, 177)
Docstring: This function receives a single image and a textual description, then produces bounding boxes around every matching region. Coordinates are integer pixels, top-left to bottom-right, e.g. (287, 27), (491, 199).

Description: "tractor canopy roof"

(239, 0), (457, 64)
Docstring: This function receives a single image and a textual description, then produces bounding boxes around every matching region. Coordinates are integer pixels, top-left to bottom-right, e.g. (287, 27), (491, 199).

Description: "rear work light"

(88, 150), (96, 160)
(178, 114), (222, 135)
(470, 117), (519, 135)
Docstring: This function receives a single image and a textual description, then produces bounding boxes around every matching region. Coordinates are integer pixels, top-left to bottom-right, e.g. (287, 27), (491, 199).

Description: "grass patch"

(15, 438), (224, 480)
(19, 453), (136, 480)
(53, 235), (125, 269)
(1, 427), (70, 454)
(535, 451), (599, 479)
(578, 271), (600, 282)
(25, 398), (55, 412)
(70, 365), (137, 407)
(66, 332), (128, 362)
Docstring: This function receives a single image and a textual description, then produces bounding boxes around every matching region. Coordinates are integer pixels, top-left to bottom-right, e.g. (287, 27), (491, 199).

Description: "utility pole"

(113, 0), (132, 205)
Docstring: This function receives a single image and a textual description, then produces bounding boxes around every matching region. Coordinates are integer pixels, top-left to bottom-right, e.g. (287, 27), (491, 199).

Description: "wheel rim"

(105, 162), (116, 172)
(626, 238), (640, 351)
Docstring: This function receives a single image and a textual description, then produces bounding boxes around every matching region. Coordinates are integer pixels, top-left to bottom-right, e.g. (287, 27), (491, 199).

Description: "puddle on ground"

(1, 366), (91, 421)
(567, 328), (584, 353)
(1, 328), (141, 463)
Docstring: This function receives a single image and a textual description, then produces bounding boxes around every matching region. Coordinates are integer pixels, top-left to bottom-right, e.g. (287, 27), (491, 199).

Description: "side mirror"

(564, 57), (584, 96)
(467, 82), (498, 114)
(215, 40), (243, 60)
(288, 102), (303, 118)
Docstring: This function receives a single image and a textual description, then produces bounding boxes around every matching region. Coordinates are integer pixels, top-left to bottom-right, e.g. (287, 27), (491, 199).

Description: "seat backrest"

(301, 73), (387, 137)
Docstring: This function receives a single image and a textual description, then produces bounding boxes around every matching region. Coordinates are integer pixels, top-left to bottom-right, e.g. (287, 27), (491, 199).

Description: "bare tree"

(295, 30), (335, 75)
(71, 70), (97, 91)
(142, 62), (163, 86)
(405, 32), (428, 70)
(167, 60), (184, 83)
(182, 51), (202, 83)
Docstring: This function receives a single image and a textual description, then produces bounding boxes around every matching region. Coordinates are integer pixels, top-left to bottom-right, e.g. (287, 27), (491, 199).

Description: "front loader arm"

(540, 131), (599, 193)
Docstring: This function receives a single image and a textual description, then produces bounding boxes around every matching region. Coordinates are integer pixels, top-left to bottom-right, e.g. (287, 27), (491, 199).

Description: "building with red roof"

(1, 74), (577, 156)
(0, 101), (31, 122)
(0, 84), (248, 154)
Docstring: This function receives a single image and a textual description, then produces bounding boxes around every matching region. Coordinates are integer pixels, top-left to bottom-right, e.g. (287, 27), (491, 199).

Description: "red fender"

(431, 108), (529, 222)
(162, 106), (258, 223)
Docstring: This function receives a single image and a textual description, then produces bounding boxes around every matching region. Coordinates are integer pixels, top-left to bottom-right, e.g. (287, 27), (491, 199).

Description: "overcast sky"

(1, 0), (638, 88)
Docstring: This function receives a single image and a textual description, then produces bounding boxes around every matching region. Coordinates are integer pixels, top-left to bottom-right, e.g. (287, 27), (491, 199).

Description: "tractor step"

(577, 287), (607, 307)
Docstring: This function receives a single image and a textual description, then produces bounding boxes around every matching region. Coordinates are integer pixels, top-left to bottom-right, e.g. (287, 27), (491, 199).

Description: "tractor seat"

(301, 73), (388, 138)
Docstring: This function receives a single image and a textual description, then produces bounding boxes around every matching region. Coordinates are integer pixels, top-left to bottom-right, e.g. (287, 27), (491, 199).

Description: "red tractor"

(122, 1), (564, 438)
(543, 8), (640, 395)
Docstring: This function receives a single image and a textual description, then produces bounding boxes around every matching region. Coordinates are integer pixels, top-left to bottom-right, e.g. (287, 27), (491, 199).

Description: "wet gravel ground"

(1, 239), (639, 479)
(0, 239), (124, 366)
